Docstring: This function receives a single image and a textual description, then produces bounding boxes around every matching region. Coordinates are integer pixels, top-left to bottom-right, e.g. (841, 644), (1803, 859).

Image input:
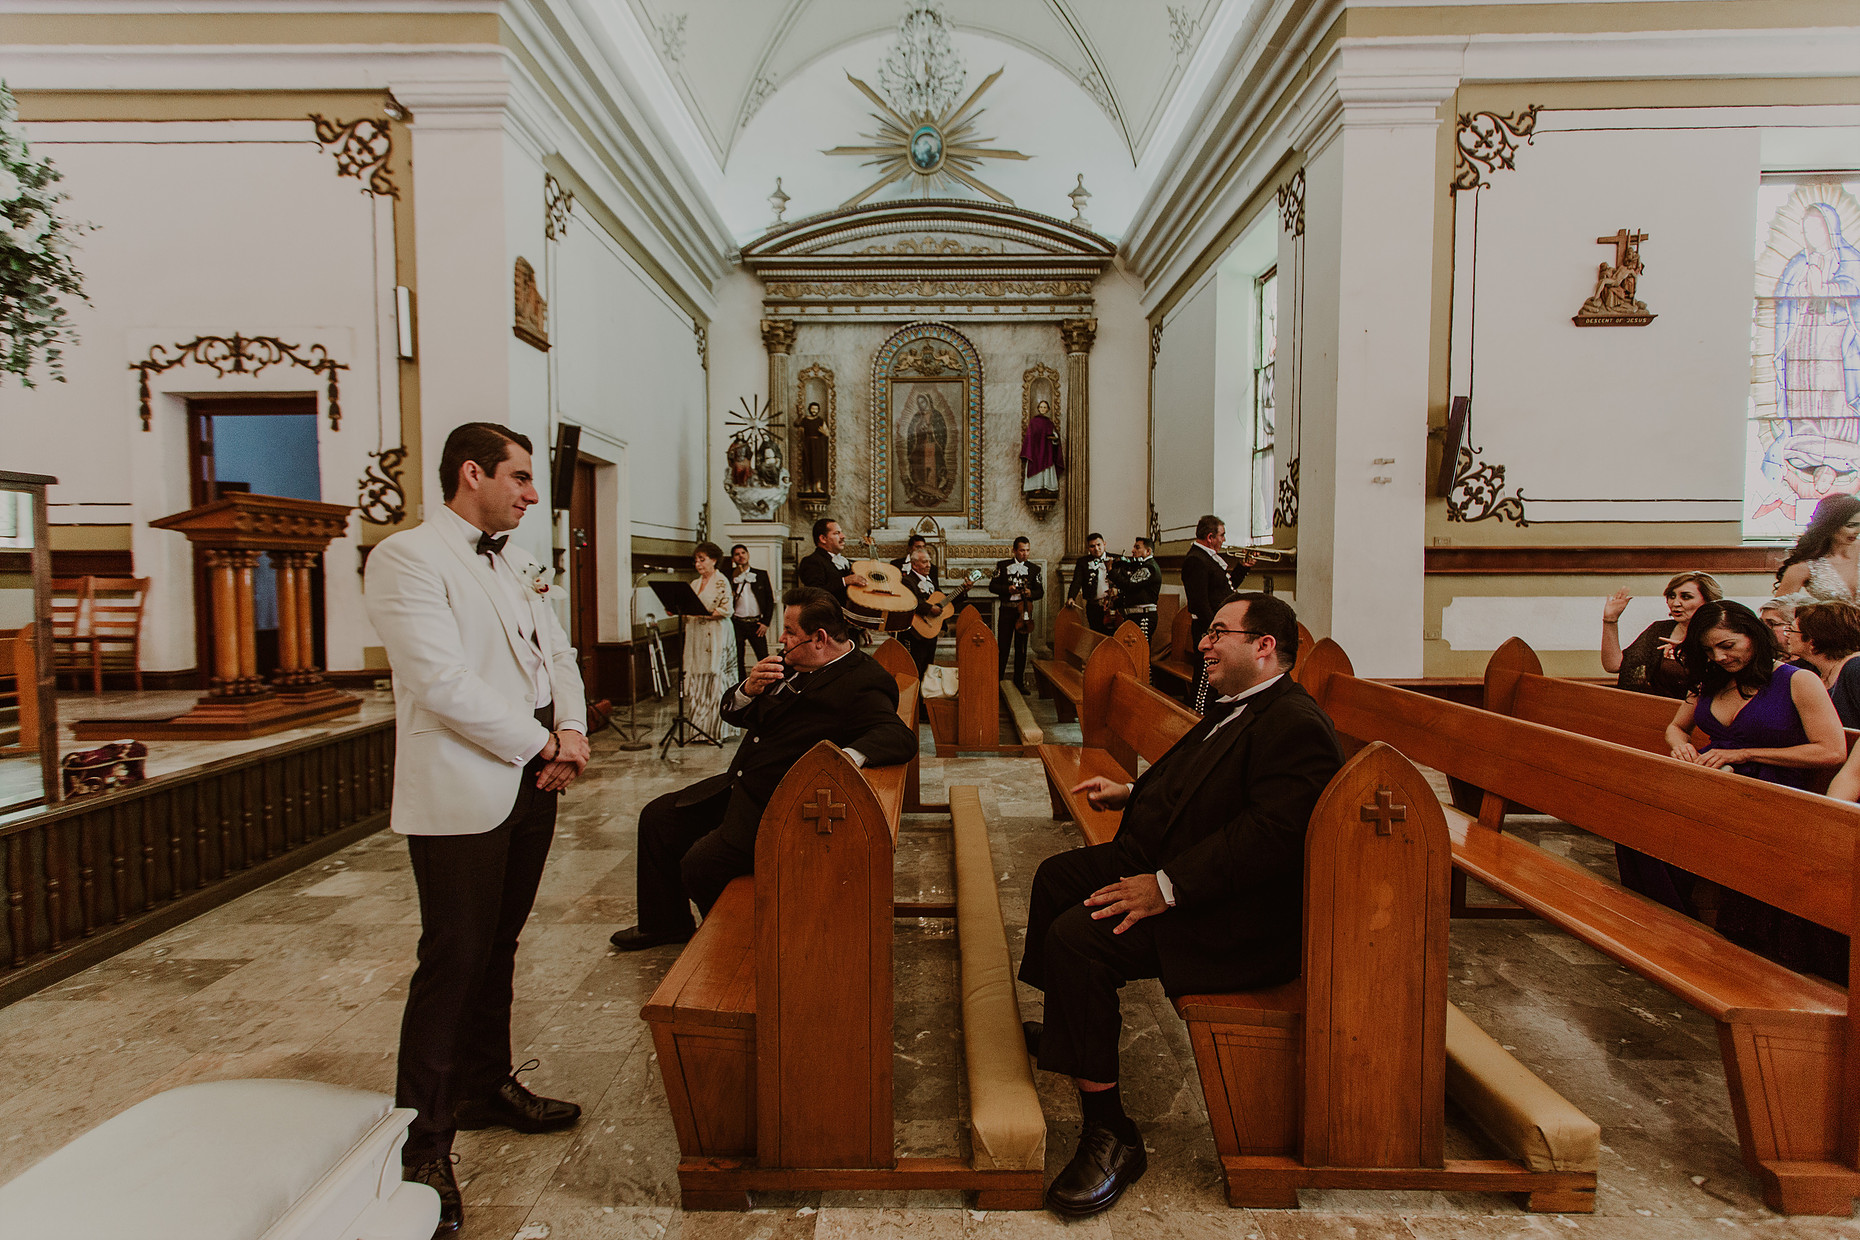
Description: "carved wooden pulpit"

(75, 494), (361, 741)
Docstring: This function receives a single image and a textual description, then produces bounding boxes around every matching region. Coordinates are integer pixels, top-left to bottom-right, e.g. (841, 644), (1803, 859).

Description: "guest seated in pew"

(609, 587), (919, 952)
(1669, 600), (1849, 981)
(1600, 570), (1721, 697)
(1017, 592), (1343, 1218)
(1793, 600), (1860, 726)
(1760, 595), (1806, 664)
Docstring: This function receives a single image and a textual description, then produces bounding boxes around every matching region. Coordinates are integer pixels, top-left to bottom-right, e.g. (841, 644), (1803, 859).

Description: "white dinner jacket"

(363, 513), (587, 836)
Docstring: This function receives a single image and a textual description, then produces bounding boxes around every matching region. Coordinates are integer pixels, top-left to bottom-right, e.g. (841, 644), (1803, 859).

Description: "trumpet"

(1225, 546), (1292, 565)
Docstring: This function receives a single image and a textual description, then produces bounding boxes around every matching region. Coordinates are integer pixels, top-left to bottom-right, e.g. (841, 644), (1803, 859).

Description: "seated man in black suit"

(1019, 591), (1344, 1217)
(610, 587), (919, 951)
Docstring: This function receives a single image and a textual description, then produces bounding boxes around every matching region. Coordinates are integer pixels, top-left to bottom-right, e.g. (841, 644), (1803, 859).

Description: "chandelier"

(875, 0), (966, 119)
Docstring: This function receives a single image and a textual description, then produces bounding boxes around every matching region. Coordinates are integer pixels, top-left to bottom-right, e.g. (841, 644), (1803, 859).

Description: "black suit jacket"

(676, 649), (918, 847)
(989, 560), (1044, 603)
(730, 567), (774, 622)
(1067, 556), (1109, 604)
(795, 547), (851, 606)
(1180, 546), (1249, 640)
(1112, 556), (1162, 609)
(1111, 675), (1343, 995)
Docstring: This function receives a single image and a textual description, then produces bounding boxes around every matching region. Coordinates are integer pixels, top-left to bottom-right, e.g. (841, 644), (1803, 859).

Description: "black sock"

(1078, 1085), (1140, 1145)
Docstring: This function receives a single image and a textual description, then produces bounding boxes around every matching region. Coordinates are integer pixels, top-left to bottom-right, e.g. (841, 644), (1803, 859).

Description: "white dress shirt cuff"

(729, 687), (755, 712)
(1156, 869), (1177, 908)
(843, 747), (868, 768)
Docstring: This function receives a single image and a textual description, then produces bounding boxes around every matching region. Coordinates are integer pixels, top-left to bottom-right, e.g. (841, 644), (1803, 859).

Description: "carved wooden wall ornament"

(1572, 229), (1656, 327)
(1447, 446), (1529, 527)
(308, 114), (398, 198)
(1277, 170), (1305, 238)
(543, 174), (575, 241)
(794, 363), (836, 518)
(1451, 105), (1541, 194)
(130, 334), (348, 431)
(357, 445), (409, 526)
(513, 257), (549, 351)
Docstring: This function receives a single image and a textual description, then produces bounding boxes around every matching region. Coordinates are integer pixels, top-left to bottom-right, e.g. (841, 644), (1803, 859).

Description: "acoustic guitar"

(843, 532), (921, 633)
(910, 568), (993, 640)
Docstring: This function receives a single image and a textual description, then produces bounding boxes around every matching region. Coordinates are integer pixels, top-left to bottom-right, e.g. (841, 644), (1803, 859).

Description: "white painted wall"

(1087, 266), (1152, 547)
(1150, 274), (1218, 541)
(0, 120), (392, 673)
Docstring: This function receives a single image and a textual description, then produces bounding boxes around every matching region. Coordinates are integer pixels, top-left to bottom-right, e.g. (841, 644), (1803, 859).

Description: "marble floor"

(1, 690), (1858, 1240)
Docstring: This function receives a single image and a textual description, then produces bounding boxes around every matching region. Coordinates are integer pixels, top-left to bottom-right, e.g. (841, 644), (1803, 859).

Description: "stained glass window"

(1745, 175), (1860, 542)
(1250, 267), (1277, 542)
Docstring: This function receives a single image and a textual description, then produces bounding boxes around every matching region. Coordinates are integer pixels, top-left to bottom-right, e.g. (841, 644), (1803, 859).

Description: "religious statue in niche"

(1020, 362), (1063, 521)
(1572, 229), (1656, 327)
(722, 396), (789, 521)
(1748, 183), (1860, 533)
(887, 338), (969, 517)
(513, 257), (549, 350)
(793, 363), (836, 517)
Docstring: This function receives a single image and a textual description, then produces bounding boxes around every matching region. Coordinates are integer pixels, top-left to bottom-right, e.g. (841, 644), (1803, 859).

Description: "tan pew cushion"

(950, 786), (1047, 1172)
(1445, 1002), (1600, 1174)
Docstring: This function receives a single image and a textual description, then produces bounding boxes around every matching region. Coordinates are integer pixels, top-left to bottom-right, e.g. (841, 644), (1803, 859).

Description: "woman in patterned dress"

(681, 542), (740, 742)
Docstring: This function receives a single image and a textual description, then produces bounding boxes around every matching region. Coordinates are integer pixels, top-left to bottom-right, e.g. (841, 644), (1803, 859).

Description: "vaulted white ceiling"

(620, 0), (1223, 167)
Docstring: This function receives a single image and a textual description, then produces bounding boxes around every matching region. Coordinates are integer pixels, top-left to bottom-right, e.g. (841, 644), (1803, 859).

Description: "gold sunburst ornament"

(824, 66), (1029, 207)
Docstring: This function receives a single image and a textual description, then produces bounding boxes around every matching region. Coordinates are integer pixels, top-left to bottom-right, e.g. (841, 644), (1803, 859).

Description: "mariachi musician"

(990, 536), (1044, 692)
(1107, 537), (1162, 642)
(1181, 513), (1255, 711)
(1066, 533), (1115, 635)
(895, 542), (941, 677)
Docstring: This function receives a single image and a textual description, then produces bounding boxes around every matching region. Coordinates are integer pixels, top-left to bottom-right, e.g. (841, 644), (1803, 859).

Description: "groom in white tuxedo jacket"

(364, 422), (591, 1237)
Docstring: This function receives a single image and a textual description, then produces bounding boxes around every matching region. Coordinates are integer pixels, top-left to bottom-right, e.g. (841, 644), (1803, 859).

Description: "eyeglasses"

(1204, 625), (1268, 644)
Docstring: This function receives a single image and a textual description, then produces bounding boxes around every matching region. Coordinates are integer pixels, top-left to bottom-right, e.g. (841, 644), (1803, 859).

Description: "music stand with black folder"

(648, 580), (724, 755)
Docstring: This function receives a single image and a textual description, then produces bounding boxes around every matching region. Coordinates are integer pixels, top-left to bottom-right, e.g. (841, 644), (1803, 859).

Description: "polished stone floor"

(2, 688), (1858, 1239)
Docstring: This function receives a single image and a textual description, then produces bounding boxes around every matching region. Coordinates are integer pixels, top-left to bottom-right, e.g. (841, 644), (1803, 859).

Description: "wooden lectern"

(73, 494), (362, 741)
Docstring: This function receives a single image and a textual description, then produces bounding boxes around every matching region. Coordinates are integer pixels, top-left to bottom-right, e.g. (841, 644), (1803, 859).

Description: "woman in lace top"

(1775, 494), (1860, 603)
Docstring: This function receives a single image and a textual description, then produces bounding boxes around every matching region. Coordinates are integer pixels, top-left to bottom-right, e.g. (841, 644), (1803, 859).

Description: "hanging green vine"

(0, 81), (91, 386)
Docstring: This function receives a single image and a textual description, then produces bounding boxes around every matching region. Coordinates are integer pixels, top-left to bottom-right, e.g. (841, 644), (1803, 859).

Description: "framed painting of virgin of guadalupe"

(870, 323), (984, 527)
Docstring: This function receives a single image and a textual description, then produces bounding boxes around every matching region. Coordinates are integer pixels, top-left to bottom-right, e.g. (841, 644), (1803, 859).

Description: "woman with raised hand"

(1600, 571), (1721, 698)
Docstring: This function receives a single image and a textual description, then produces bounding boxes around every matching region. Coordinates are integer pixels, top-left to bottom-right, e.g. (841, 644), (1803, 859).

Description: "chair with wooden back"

(86, 577), (150, 694)
(48, 576), (92, 692)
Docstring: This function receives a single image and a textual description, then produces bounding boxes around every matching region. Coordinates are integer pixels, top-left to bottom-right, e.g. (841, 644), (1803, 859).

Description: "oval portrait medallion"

(909, 124), (945, 174)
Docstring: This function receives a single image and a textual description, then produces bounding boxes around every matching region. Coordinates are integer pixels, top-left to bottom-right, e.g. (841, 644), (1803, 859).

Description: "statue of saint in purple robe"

(1021, 400), (1063, 494)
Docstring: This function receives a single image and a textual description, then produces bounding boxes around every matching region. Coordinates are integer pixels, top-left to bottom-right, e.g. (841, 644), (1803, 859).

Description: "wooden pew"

(921, 606), (1040, 755)
(1481, 636), (1860, 793)
(1150, 606), (1195, 695)
(1175, 742), (1598, 1211)
(1302, 638), (1860, 1216)
(1036, 638), (1197, 845)
(1032, 614), (1148, 724)
(869, 637), (931, 812)
(641, 671), (1045, 1210)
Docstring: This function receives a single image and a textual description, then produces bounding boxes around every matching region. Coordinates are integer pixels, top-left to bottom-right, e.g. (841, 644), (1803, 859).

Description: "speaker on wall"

(551, 423), (582, 511)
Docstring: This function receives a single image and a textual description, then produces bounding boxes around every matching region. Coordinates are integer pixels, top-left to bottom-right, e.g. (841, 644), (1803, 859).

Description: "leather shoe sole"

(609, 926), (693, 951)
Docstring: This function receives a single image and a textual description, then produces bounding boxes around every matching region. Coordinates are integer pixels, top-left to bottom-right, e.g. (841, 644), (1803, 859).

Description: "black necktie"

(476, 532), (508, 562)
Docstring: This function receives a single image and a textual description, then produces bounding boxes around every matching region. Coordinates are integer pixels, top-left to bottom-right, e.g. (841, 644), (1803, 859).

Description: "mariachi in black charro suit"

(894, 561), (941, 676)
(729, 566), (775, 678)
(631, 649), (919, 934)
(1108, 555), (1162, 641)
(1019, 674), (1344, 1081)
(795, 546), (854, 607)
(1180, 546), (1249, 707)
(989, 558), (1044, 687)
(1067, 554), (1114, 634)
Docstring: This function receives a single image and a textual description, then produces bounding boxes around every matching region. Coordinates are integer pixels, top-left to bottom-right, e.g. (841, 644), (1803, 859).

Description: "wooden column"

(204, 550), (242, 697)
(1060, 318), (1096, 556)
(273, 553), (300, 683)
(232, 550), (260, 695)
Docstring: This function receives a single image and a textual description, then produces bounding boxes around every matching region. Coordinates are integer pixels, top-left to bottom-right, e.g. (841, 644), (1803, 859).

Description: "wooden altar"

(73, 494), (361, 741)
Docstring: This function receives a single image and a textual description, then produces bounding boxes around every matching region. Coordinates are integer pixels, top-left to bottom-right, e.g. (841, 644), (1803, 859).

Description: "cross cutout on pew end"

(1360, 785), (1407, 837)
(802, 787), (847, 835)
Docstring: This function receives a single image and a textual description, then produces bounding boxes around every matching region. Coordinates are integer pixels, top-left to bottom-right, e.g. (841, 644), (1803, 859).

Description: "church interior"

(5, 0), (1860, 1237)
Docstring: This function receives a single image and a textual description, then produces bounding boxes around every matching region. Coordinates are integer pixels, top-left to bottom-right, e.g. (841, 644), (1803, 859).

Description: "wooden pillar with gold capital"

(76, 494), (362, 741)
(1060, 318), (1096, 556)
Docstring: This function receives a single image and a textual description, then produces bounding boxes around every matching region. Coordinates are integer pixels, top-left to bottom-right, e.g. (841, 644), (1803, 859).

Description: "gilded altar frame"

(871, 322), (984, 529)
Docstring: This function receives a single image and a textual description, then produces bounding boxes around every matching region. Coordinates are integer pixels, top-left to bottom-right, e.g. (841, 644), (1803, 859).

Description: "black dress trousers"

(1017, 842), (1163, 1084)
(398, 707), (558, 1166)
(732, 617), (768, 679)
(632, 781), (749, 934)
(997, 613), (1031, 685)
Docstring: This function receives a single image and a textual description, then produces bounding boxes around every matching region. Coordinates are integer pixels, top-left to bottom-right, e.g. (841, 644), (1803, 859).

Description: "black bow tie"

(476, 532), (508, 560)
(1202, 697), (1240, 730)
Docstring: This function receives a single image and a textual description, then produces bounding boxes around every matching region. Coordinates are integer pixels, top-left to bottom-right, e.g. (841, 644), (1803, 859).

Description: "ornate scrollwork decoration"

(1272, 456), (1300, 530)
(1446, 445), (1529, 526)
(693, 322), (708, 369)
(1276, 170), (1305, 238)
(544, 174), (575, 240)
(309, 114), (398, 198)
(1452, 105), (1541, 194)
(1150, 322), (1164, 369)
(129, 334), (348, 431)
(357, 446), (409, 526)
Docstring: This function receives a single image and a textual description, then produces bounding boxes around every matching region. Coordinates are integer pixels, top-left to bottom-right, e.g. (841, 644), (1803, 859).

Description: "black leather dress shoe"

(453, 1062), (582, 1135)
(405, 1156), (462, 1236)
(1023, 1021), (1042, 1057)
(609, 926), (693, 951)
(1046, 1121), (1147, 1218)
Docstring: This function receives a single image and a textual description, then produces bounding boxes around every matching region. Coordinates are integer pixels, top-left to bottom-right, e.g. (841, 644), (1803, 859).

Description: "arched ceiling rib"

(619, 0), (1221, 166)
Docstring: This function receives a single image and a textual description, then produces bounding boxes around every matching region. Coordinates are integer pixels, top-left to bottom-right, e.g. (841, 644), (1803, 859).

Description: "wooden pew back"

(1111, 621), (1150, 685)
(1306, 640), (1857, 935)
(954, 605), (1001, 750)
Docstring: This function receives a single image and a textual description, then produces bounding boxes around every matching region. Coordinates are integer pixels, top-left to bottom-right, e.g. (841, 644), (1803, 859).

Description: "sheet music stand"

(649, 581), (723, 754)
